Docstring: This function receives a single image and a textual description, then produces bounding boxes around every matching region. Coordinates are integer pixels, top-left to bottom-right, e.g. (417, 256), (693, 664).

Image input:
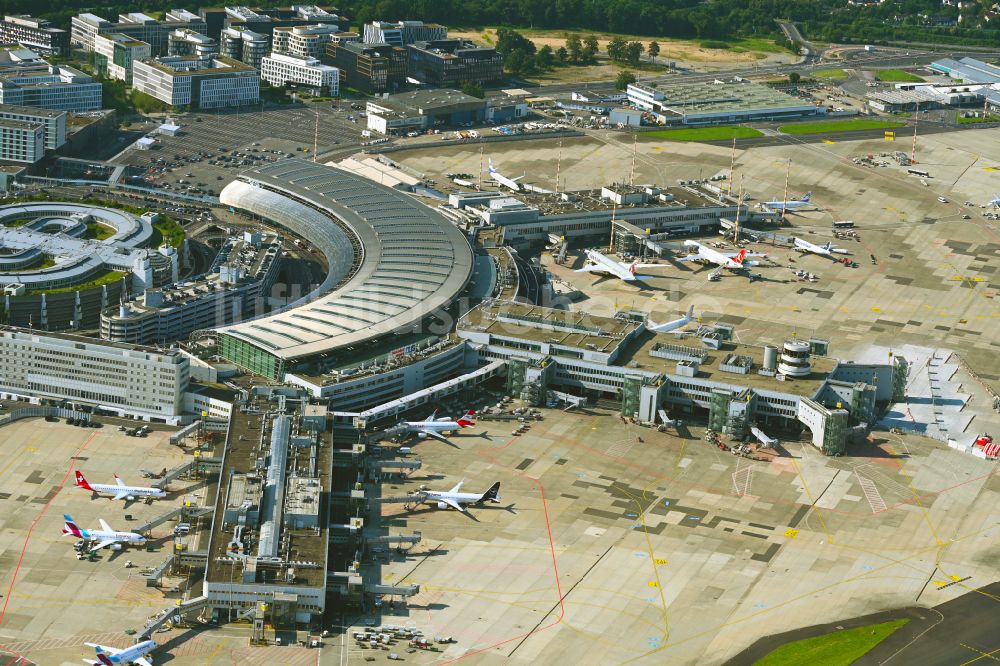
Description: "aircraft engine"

(437, 502), (448, 510)
(111, 543), (123, 551)
(418, 432), (428, 439)
(127, 495), (135, 502)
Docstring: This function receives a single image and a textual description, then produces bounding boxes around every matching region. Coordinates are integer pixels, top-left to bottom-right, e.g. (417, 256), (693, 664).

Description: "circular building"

(0, 201), (177, 329)
(215, 159), (474, 380)
(778, 339), (812, 377)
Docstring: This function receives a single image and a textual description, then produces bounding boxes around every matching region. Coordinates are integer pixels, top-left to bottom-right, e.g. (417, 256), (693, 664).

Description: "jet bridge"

(152, 456), (223, 490)
(137, 595), (212, 641)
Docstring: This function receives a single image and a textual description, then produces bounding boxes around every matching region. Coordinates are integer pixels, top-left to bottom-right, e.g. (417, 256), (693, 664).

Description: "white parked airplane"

(488, 159), (523, 192)
(74, 471), (166, 502)
(401, 410), (476, 443)
(792, 237), (849, 257)
(763, 192), (813, 211)
(575, 249), (666, 283)
(83, 640), (156, 666)
(678, 240), (766, 272)
(62, 514), (146, 551)
(418, 480), (501, 512)
(648, 305), (696, 333)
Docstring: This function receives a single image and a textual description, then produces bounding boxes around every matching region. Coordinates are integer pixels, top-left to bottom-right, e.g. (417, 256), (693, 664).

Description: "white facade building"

(132, 56), (260, 109)
(0, 103), (65, 149)
(260, 53), (338, 95)
(0, 327), (190, 421)
(362, 20), (446, 45)
(0, 56), (102, 112)
(94, 32), (151, 83)
(0, 118), (44, 163)
(271, 24), (337, 59)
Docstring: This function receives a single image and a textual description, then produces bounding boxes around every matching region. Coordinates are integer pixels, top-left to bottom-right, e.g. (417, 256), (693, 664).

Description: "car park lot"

(367, 401), (999, 665)
(0, 418), (206, 664)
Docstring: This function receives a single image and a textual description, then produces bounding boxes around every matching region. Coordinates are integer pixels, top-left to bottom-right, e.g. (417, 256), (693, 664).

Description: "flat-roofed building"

(93, 33), (151, 84)
(219, 27), (269, 69)
(327, 40), (406, 94)
(260, 52), (338, 95)
(71, 9), (207, 55)
(0, 118), (44, 163)
(0, 103), (65, 149)
(0, 48), (102, 112)
(627, 81), (822, 125)
(406, 38), (503, 87)
(132, 55), (260, 109)
(363, 20), (446, 46)
(167, 28), (218, 59)
(365, 88), (485, 134)
(271, 23), (338, 59)
(0, 15), (70, 56)
(0, 326), (190, 422)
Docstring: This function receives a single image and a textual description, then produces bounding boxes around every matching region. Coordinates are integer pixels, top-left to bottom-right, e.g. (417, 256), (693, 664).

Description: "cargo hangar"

(206, 160), (903, 456)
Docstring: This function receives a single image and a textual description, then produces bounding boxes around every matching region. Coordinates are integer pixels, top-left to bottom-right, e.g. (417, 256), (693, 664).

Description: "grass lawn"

(814, 68), (848, 80)
(84, 222), (115, 241)
(753, 619), (909, 666)
(642, 126), (764, 142)
(31, 269), (125, 295)
(956, 112), (1000, 124)
(1, 218), (33, 228)
(875, 69), (924, 82)
(150, 217), (185, 249)
(779, 118), (906, 135)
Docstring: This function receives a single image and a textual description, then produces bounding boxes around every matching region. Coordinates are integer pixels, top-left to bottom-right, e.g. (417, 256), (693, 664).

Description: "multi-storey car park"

(213, 159), (475, 381)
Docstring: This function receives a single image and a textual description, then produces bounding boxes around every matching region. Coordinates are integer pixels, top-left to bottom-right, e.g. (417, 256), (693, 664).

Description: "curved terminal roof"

(217, 159), (474, 361)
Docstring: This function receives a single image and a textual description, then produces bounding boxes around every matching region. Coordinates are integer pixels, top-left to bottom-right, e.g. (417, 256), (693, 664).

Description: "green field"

(814, 68), (848, 80)
(84, 222), (114, 241)
(875, 69), (924, 82)
(779, 118), (906, 135)
(642, 126), (764, 142)
(150, 216), (185, 249)
(754, 619), (909, 666)
(30, 269), (125, 295)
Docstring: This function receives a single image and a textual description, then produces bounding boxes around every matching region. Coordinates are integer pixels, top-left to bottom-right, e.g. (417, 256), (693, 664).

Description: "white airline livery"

(763, 192), (813, 211)
(75, 471), (166, 502)
(792, 237), (849, 258)
(648, 305), (696, 334)
(488, 159), (523, 192)
(62, 514), (146, 551)
(575, 249), (667, 283)
(401, 410), (476, 443)
(678, 240), (766, 272)
(419, 480), (501, 512)
(82, 640), (156, 666)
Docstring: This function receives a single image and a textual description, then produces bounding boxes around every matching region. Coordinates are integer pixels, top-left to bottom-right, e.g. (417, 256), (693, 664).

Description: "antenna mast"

(555, 140), (563, 193)
(781, 159), (790, 225)
(629, 135), (637, 186)
(728, 137), (737, 196)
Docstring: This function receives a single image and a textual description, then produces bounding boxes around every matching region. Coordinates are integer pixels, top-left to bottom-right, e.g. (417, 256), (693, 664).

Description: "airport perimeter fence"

(0, 405), (91, 428)
(363, 129), (585, 156)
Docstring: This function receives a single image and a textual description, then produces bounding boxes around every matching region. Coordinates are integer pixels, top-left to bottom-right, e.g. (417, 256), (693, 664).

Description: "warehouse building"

(0, 49), (102, 112)
(929, 57), (1000, 84)
(93, 33), (151, 84)
(219, 27), (269, 69)
(260, 53), (338, 95)
(0, 15), (70, 56)
(71, 10), (207, 55)
(327, 41), (407, 94)
(362, 20), (446, 46)
(627, 81), (822, 125)
(0, 326), (190, 421)
(406, 38), (503, 87)
(132, 56), (260, 109)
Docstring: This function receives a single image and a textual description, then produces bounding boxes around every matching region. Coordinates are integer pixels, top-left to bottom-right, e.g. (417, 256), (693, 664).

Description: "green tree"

(607, 36), (628, 61)
(555, 46), (569, 65)
(565, 33), (582, 64)
(788, 71), (801, 84)
(648, 40), (660, 62)
(535, 44), (555, 69)
(582, 35), (599, 64)
(625, 41), (644, 65)
(615, 70), (637, 90)
(461, 82), (485, 98)
(496, 27), (536, 56)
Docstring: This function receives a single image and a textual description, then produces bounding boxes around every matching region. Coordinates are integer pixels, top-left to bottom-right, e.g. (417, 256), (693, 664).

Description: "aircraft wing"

(574, 264), (602, 273)
(675, 254), (700, 263)
(134, 658), (153, 666)
(440, 498), (466, 512)
(448, 480), (465, 494)
(113, 490), (129, 501)
(84, 644), (120, 653)
(421, 430), (457, 446)
(91, 538), (119, 551)
(98, 518), (113, 533)
(114, 476), (126, 487)
(633, 263), (663, 269)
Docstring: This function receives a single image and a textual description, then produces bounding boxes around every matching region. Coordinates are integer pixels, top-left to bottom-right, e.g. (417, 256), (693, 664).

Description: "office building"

(0, 326), (190, 421)
(132, 56), (260, 109)
(71, 10), (207, 55)
(626, 81), (821, 125)
(271, 24), (337, 59)
(363, 20), (446, 46)
(328, 41), (407, 94)
(406, 38), (503, 87)
(365, 89), (486, 134)
(168, 28), (218, 58)
(0, 49), (102, 112)
(260, 53), (338, 95)
(0, 118), (44, 163)
(93, 33), (151, 84)
(0, 15), (70, 56)
(0, 103), (65, 149)
(219, 27), (269, 69)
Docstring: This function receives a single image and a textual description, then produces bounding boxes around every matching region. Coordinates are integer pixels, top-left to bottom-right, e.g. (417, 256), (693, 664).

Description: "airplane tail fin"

(488, 159), (497, 174)
(480, 482), (501, 503)
(457, 410), (476, 427)
(735, 249), (747, 264)
(802, 191), (812, 202)
(629, 262), (638, 275)
(823, 241), (833, 251)
(74, 470), (93, 491)
(94, 646), (114, 666)
(685, 304), (694, 319)
(63, 514), (85, 538)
